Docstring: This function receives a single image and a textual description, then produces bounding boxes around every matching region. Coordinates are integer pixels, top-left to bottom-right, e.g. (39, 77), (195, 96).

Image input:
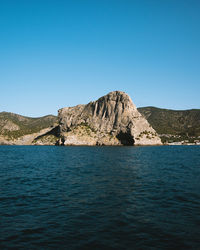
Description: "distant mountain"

(138, 107), (200, 143)
(0, 112), (58, 142)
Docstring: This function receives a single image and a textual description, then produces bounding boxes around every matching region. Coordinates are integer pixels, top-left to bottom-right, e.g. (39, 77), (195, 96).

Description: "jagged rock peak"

(92, 90), (137, 110)
(94, 90), (136, 106)
(58, 91), (162, 146)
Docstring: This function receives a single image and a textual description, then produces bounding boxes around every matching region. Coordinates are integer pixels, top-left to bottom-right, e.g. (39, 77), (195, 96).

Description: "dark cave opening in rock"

(116, 131), (135, 146)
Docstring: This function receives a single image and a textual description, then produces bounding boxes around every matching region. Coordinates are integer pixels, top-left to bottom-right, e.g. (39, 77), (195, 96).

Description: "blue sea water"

(0, 145), (200, 250)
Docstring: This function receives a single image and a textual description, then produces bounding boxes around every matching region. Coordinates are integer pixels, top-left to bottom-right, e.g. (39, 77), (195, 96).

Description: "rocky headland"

(0, 91), (162, 146)
(1, 91), (199, 146)
(58, 91), (161, 146)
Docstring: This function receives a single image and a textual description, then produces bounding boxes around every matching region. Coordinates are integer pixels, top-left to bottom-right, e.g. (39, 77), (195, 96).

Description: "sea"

(0, 145), (200, 250)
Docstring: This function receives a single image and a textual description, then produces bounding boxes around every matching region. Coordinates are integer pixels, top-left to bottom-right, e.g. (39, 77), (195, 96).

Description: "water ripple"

(0, 145), (200, 249)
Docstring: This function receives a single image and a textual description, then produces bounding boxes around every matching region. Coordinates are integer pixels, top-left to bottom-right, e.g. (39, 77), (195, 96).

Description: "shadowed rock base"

(116, 132), (135, 145)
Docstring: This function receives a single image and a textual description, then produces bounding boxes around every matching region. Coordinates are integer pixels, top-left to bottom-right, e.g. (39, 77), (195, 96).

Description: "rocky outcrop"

(14, 127), (56, 145)
(58, 91), (162, 146)
(0, 91), (162, 146)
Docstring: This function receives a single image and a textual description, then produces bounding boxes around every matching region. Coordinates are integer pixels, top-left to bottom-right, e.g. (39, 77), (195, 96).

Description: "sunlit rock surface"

(58, 91), (162, 146)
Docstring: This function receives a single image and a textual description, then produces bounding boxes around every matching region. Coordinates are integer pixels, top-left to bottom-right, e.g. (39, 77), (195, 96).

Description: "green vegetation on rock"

(1, 103), (200, 145)
(138, 107), (200, 143)
(0, 112), (58, 140)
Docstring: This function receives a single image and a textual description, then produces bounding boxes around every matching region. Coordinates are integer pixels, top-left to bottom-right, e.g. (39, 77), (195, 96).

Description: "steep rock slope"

(58, 91), (162, 145)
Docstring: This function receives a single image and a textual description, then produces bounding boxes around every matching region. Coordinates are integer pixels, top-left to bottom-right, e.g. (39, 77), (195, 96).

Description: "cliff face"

(58, 91), (162, 145)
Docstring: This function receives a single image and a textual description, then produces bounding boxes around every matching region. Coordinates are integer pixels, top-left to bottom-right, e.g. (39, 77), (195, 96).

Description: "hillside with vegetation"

(138, 107), (200, 144)
(0, 112), (58, 141)
(1, 106), (200, 145)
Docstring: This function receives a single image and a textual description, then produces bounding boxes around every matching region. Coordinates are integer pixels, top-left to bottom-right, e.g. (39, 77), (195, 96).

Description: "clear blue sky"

(0, 0), (199, 117)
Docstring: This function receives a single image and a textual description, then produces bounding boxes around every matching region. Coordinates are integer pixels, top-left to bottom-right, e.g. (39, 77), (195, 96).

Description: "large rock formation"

(58, 91), (162, 146)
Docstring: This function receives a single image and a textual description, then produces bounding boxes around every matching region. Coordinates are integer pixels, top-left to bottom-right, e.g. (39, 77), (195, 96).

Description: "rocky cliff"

(58, 91), (162, 146)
